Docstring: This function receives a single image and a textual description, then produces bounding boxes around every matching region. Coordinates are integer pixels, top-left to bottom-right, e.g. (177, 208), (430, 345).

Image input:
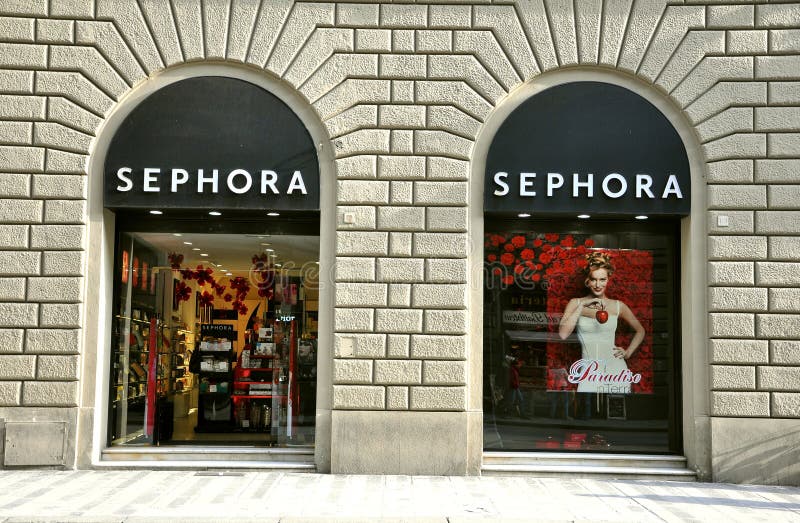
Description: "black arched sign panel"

(484, 82), (690, 217)
(104, 76), (319, 211)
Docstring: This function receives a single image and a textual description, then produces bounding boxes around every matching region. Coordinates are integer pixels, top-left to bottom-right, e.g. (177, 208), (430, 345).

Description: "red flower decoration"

(168, 252), (184, 270)
(504, 243), (515, 252)
(511, 235), (526, 248)
(502, 275), (514, 285)
(198, 290), (214, 307)
(520, 248), (534, 261)
(174, 281), (192, 303)
(500, 253), (515, 266)
(223, 293), (233, 302)
(487, 254), (497, 262)
(194, 266), (215, 287)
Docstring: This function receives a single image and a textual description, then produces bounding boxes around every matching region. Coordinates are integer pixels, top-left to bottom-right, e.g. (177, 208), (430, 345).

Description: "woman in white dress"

(558, 252), (645, 395)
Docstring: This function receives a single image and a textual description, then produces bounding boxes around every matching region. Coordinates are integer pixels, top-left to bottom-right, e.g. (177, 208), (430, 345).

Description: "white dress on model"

(575, 300), (631, 394)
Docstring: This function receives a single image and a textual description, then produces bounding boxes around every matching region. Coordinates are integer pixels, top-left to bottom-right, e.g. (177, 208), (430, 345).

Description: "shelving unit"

(194, 324), (236, 433)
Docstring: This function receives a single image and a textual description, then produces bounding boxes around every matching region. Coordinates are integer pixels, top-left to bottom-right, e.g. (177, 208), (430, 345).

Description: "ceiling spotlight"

(173, 233), (182, 237)
(265, 248), (274, 252)
(226, 272), (233, 276)
(192, 248), (200, 251)
(269, 254), (277, 258)
(275, 263), (282, 267)
(577, 214), (591, 219)
(209, 211), (221, 216)
(149, 210), (163, 215)
(267, 212), (280, 217)
(635, 215), (649, 220)
(200, 253), (209, 257)
(518, 213), (531, 218)
(183, 241), (192, 245)
(260, 243), (271, 246)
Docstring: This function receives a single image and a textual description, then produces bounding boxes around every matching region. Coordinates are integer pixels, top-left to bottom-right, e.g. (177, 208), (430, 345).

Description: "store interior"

(109, 231), (319, 447)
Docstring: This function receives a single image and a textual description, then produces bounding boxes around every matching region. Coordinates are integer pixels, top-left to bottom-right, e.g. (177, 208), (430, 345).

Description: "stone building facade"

(0, 0), (799, 485)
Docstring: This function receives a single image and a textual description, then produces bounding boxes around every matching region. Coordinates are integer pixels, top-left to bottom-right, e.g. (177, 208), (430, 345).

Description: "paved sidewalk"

(0, 470), (799, 522)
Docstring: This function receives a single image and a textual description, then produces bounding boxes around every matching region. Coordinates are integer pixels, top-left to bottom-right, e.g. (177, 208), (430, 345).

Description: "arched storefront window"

(483, 82), (689, 454)
(103, 76), (321, 448)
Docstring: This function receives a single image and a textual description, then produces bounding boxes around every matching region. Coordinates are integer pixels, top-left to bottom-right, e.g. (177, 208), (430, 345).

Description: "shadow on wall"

(713, 419), (800, 486)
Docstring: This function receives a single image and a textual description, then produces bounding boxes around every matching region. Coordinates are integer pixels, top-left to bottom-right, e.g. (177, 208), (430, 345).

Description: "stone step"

(102, 446), (316, 471)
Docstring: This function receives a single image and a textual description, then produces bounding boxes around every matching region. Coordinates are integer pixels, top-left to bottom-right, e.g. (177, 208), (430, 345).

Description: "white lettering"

(547, 172), (564, 196)
(286, 170), (307, 194)
(261, 170), (279, 194)
(171, 168), (189, 193)
(662, 174), (683, 199)
(520, 172), (537, 196)
(116, 167), (133, 192)
(601, 173), (627, 198)
(572, 173), (594, 198)
(226, 169), (253, 194)
(636, 174), (654, 198)
(143, 167), (160, 192)
(493, 172), (509, 196)
(197, 169), (219, 193)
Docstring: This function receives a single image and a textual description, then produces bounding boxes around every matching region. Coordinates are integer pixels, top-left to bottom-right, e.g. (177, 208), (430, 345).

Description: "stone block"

(337, 206), (376, 231)
(756, 55), (800, 79)
(390, 181), (413, 205)
(333, 359), (373, 385)
(387, 283), (411, 308)
(769, 237), (800, 261)
(423, 360), (466, 386)
(427, 105), (481, 139)
(768, 134), (800, 158)
(756, 261), (800, 286)
(3, 421), (65, 465)
(334, 308), (374, 333)
(426, 259), (467, 284)
(771, 340), (800, 365)
(314, 78), (391, 121)
(392, 31), (414, 54)
(333, 385), (385, 409)
(338, 180), (389, 206)
(36, 18), (74, 44)
(42, 251), (83, 276)
(0, 278), (24, 301)
(416, 30), (452, 52)
(703, 134), (766, 162)
(326, 106), (378, 141)
(0, 70), (33, 93)
(36, 71), (114, 117)
(374, 359), (421, 385)
(386, 386), (408, 410)
(412, 284), (467, 309)
(376, 258), (424, 283)
(428, 157), (469, 181)
(708, 5), (754, 28)
(0, 145), (44, 171)
(391, 80), (414, 104)
(0, 42), (46, 68)
(0, 199), (41, 224)
(772, 393), (800, 418)
(24, 328), (79, 354)
(22, 381), (77, 406)
(377, 155), (426, 180)
(334, 128), (389, 157)
(46, 150), (86, 174)
(711, 391), (769, 416)
(0, 95), (44, 120)
(336, 156), (377, 179)
(424, 309), (468, 335)
(758, 366), (800, 391)
(390, 130), (413, 155)
(711, 417), (800, 485)
(769, 186), (800, 209)
(27, 276), (83, 303)
(0, 354), (34, 379)
(415, 80), (492, 122)
(707, 184), (765, 210)
(377, 206), (425, 231)
(709, 313), (755, 338)
(426, 207), (467, 232)
(389, 232), (412, 257)
(706, 160), (753, 184)
(770, 82), (800, 104)
(0, 251), (39, 275)
(375, 309), (423, 334)
(708, 261), (754, 286)
(39, 303), (81, 328)
(756, 4), (800, 28)
(410, 335), (467, 360)
(769, 289), (800, 313)
(709, 287), (767, 312)
(36, 354), (79, 380)
(711, 365), (755, 390)
(335, 257), (376, 282)
(381, 4), (426, 28)
(0, 173), (30, 197)
(380, 54), (426, 79)
(709, 211), (754, 234)
(414, 130), (472, 159)
(0, 303), (37, 328)
(335, 283), (387, 308)
(757, 314), (800, 339)
(430, 5), (471, 28)
(708, 236), (767, 260)
(387, 334), (409, 358)
(31, 175), (85, 198)
(727, 30), (768, 54)
(0, 225), (27, 249)
(355, 29), (391, 52)
(0, 121), (32, 143)
(710, 339), (769, 364)
(0, 381), (20, 405)
(334, 333), (386, 359)
(413, 232), (467, 258)
(756, 108), (800, 133)
(410, 386), (465, 411)
(757, 211), (800, 234)
(336, 231), (388, 257)
(380, 105), (426, 130)
(475, 4), (540, 76)
(336, 3), (378, 27)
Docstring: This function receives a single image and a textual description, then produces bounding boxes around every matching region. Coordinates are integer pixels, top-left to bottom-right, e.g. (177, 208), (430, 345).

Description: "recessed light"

(173, 233), (182, 237)
(260, 243), (270, 246)
(149, 210), (162, 215)
(183, 241), (192, 245)
(518, 213), (531, 218)
(265, 248), (274, 252)
(577, 214), (591, 219)
(200, 253), (209, 257)
(226, 272), (233, 276)
(209, 211), (221, 216)
(275, 263), (282, 267)
(269, 254), (277, 258)
(635, 215), (648, 220)
(192, 248), (200, 251)
(267, 212), (280, 217)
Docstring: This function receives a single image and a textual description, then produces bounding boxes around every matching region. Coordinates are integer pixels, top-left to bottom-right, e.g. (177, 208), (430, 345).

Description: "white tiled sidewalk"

(0, 471), (798, 522)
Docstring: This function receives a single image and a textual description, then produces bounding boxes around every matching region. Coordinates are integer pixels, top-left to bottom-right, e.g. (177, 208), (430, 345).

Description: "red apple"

(596, 310), (609, 324)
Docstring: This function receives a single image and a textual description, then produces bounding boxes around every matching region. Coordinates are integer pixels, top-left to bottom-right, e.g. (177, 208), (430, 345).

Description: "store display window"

(483, 220), (681, 453)
(108, 225), (319, 448)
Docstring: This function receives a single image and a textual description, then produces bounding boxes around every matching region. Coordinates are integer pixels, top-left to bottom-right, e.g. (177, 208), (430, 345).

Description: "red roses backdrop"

(485, 232), (654, 394)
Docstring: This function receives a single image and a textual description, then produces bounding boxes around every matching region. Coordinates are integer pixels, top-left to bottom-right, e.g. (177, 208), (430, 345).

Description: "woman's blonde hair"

(583, 252), (614, 277)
